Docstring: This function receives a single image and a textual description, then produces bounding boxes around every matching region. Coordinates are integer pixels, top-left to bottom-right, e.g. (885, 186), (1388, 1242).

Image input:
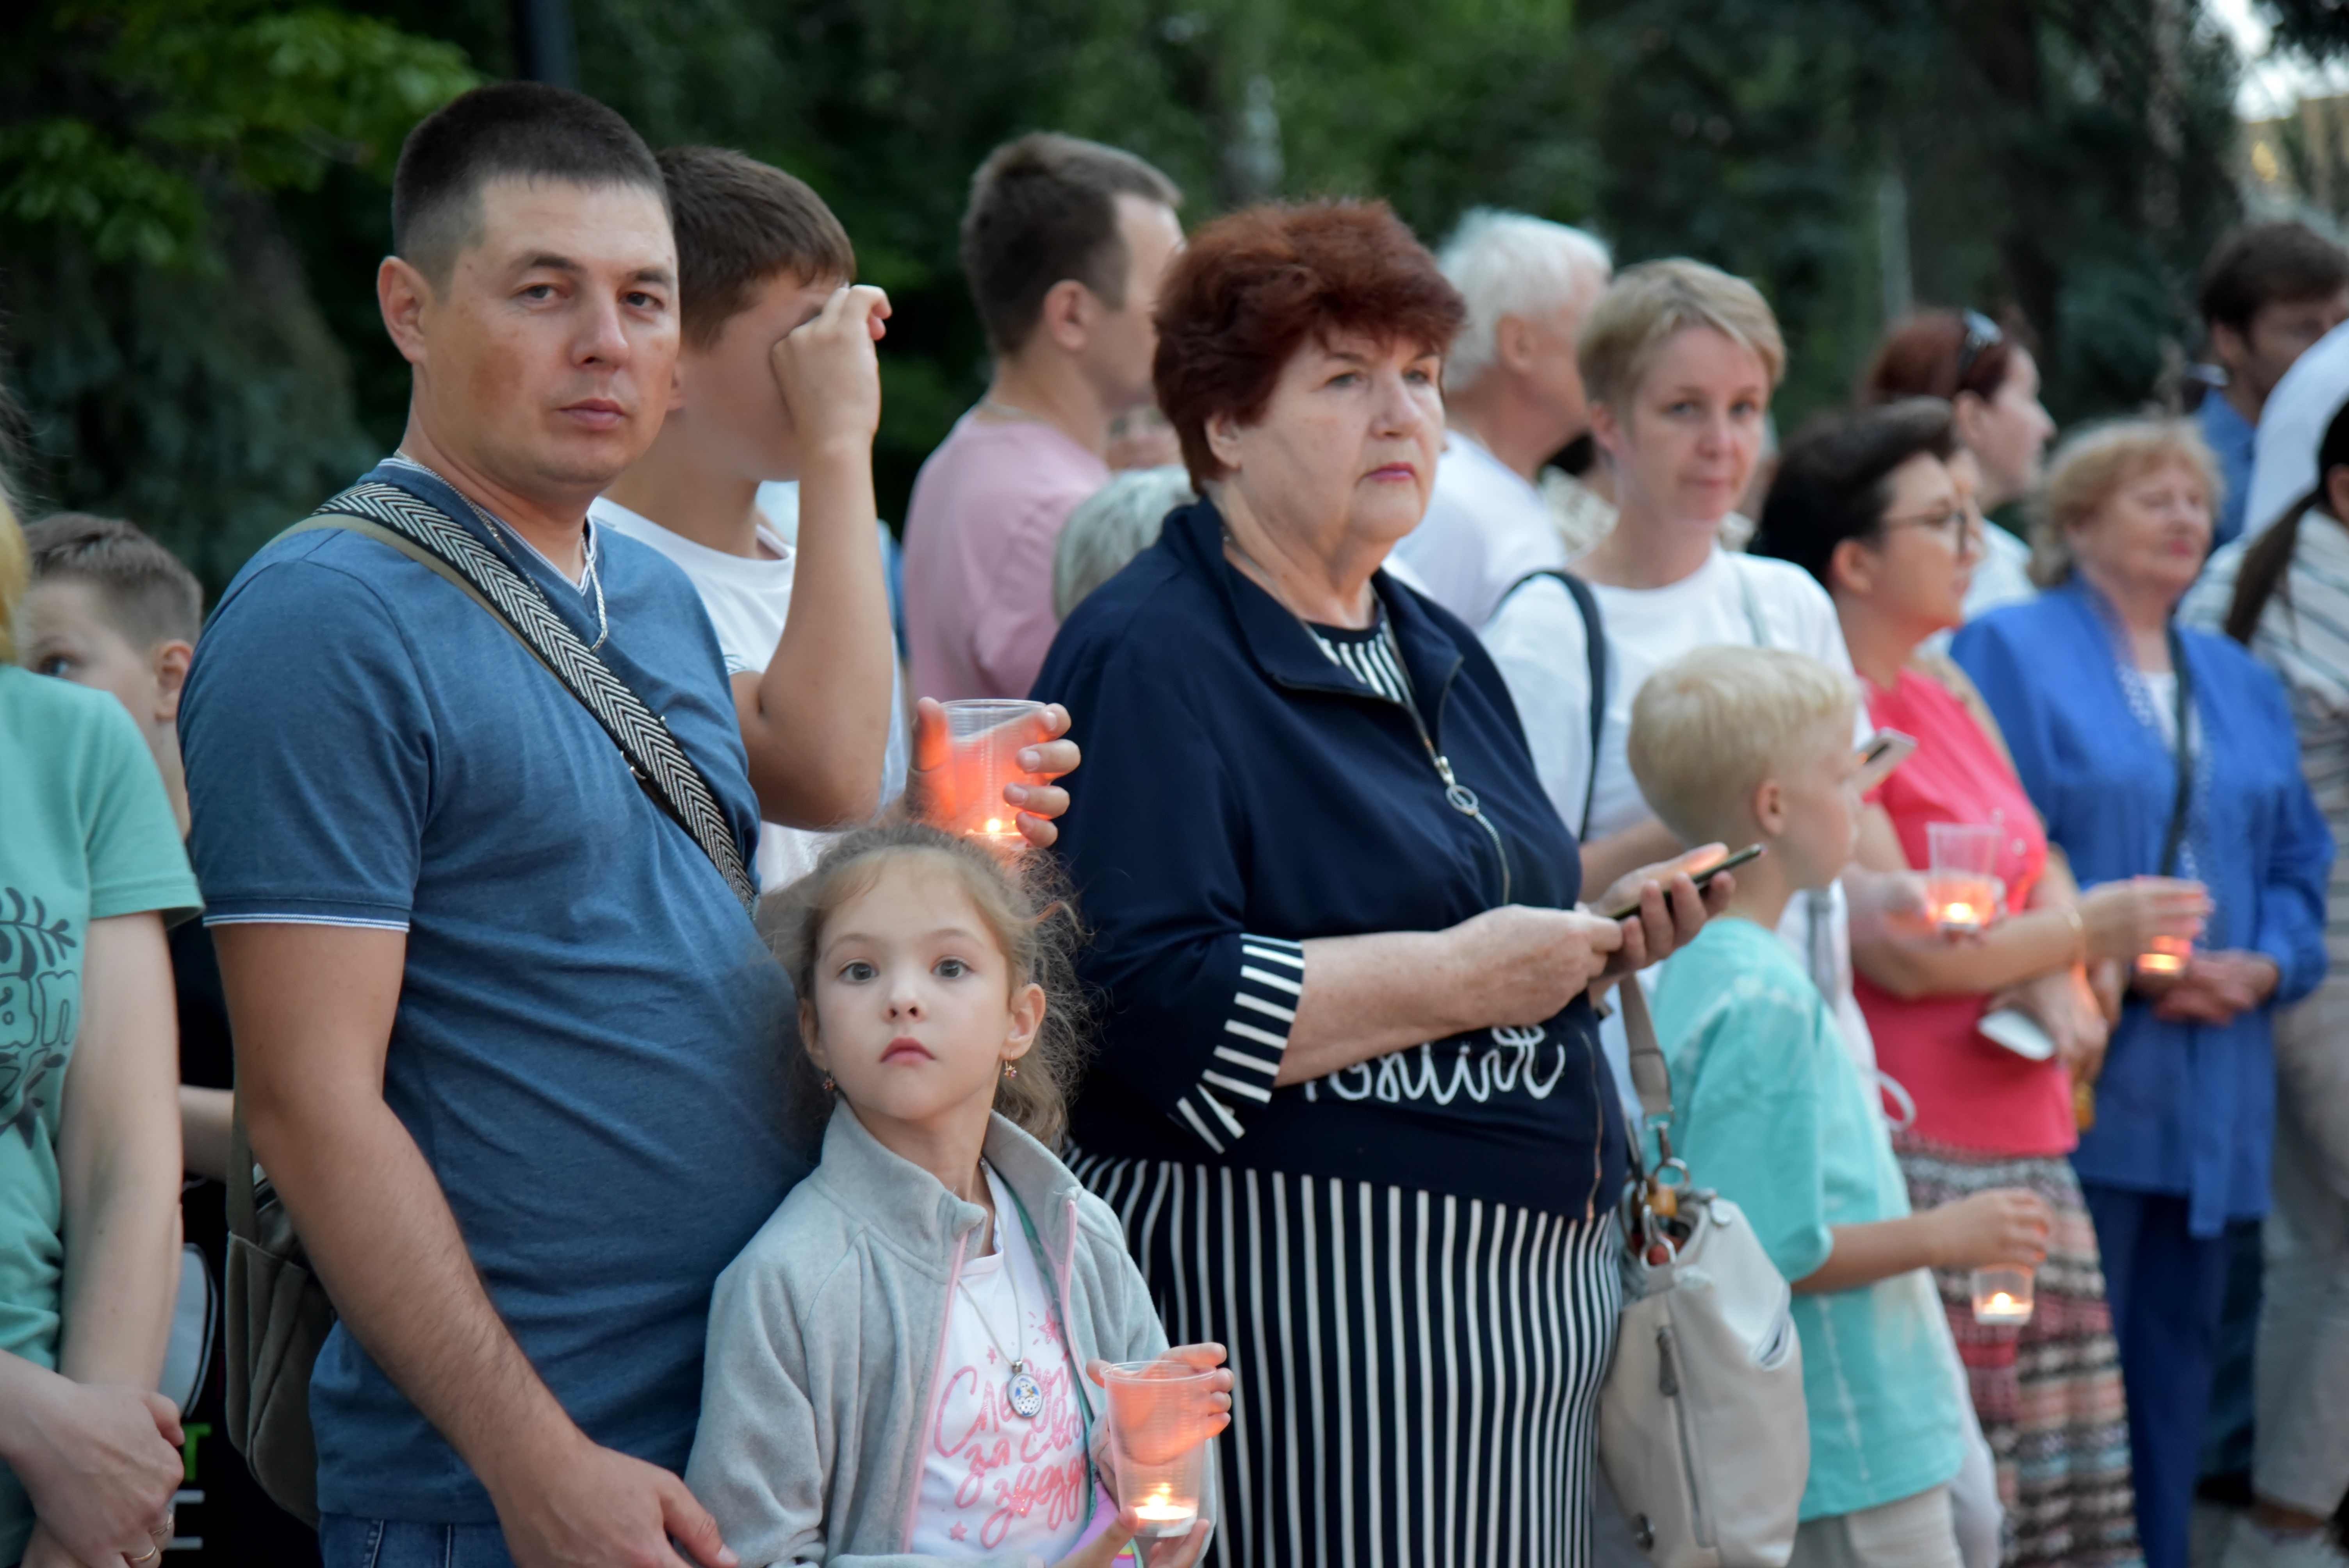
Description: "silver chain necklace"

(390, 450), (609, 652)
(956, 1166), (1046, 1420)
(1222, 529), (1511, 902)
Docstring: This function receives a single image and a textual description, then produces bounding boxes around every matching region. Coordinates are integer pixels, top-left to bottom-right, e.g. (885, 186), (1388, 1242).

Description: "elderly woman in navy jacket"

(1032, 200), (1728, 1568)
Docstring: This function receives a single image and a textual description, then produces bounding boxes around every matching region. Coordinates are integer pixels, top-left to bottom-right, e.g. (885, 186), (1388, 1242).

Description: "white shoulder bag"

(1599, 980), (1810, 1568)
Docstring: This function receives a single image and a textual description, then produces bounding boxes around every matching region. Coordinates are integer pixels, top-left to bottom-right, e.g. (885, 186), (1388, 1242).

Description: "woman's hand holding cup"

(2078, 877), (2208, 965)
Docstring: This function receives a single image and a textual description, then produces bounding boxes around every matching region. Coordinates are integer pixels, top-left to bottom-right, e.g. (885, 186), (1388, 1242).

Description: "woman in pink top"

(1755, 400), (2206, 1568)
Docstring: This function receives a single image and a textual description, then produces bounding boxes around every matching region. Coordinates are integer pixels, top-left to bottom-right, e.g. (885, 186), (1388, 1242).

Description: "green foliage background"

(2, 0), (2251, 594)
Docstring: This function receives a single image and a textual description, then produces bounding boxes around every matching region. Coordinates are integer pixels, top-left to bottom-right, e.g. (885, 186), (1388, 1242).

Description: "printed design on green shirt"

(0, 887), (77, 1147)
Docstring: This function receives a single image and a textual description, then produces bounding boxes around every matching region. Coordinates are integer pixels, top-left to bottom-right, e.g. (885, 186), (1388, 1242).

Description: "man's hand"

(486, 1430), (738, 1568)
(906, 697), (1081, 849)
(0, 1370), (182, 1568)
(767, 284), (890, 452)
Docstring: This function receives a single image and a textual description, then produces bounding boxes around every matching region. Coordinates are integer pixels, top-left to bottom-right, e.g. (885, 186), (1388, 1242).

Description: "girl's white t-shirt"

(908, 1164), (1093, 1558)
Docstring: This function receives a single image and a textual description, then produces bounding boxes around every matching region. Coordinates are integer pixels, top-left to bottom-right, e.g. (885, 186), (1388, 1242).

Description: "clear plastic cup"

(941, 699), (1049, 850)
(1970, 1265), (2035, 1325)
(1926, 823), (2003, 935)
(1101, 1358), (1220, 1539)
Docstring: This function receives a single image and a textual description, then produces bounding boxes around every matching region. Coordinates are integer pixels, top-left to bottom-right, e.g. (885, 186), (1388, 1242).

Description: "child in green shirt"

(1628, 645), (2051, 1568)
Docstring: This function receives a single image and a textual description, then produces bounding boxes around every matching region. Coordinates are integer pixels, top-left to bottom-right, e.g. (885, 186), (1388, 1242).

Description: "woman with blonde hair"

(1952, 419), (2333, 1568)
(0, 477), (196, 1568)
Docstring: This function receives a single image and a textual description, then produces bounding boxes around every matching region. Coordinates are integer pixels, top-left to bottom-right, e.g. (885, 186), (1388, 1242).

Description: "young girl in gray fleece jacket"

(685, 824), (1230, 1568)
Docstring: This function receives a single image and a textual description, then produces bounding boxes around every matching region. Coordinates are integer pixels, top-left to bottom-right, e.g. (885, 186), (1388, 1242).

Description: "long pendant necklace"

(1223, 529), (1511, 903)
(390, 449), (610, 652)
(958, 1173), (1045, 1420)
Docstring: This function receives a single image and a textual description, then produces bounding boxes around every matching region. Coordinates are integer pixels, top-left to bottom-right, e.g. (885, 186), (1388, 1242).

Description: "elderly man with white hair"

(1390, 208), (1612, 625)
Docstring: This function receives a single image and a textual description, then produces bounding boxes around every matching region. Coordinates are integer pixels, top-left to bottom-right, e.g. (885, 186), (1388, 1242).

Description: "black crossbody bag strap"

(280, 482), (757, 913)
(1503, 567), (1609, 838)
(2157, 623), (2195, 877)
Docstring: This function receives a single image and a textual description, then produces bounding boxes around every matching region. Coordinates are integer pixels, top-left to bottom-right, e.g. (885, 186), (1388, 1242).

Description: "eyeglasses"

(1954, 309), (2004, 389)
(1879, 504), (1983, 553)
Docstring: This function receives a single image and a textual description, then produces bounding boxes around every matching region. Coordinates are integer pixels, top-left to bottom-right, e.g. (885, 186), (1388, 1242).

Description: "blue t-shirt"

(181, 461), (805, 1522)
(2200, 392), (2257, 551)
(1649, 918), (1964, 1521)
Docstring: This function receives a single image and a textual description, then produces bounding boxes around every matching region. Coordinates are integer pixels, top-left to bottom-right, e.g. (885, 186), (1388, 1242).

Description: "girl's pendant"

(1006, 1363), (1045, 1420)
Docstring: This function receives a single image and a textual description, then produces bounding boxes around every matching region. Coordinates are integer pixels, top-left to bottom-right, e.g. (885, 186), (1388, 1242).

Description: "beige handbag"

(1599, 981), (1809, 1568)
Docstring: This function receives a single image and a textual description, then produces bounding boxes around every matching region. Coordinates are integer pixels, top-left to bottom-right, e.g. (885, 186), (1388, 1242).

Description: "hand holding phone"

(1601, 843), (1765, 922)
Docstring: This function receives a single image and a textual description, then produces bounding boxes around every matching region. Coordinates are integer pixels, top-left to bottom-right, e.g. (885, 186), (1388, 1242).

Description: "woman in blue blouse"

(1032, 201), (1727, 1568)
(1952, 420), (2332, 1568)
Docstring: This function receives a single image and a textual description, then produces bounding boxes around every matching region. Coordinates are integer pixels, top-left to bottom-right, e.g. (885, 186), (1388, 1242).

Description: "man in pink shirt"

(904, 132), (1183, 700)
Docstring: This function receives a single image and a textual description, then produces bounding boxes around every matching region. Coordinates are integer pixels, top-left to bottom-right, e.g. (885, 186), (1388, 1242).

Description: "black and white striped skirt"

(1071, 1154), (1624, 1568)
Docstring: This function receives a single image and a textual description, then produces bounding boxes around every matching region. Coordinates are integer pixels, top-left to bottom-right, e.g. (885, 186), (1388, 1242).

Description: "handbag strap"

(1618, 972), (1672, 1125)
(2156, 622), (2195, 878)
(280, 482), (757, 914)
(1502, 567), (1608, 838)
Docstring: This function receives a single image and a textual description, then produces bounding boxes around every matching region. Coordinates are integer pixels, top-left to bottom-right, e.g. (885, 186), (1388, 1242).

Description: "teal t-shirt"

(1648, 916), (1963, 1521)
(0, 665), (200, 1559)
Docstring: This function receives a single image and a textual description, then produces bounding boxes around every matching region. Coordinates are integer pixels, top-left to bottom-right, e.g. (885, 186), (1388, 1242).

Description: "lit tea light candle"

(1132, 1484), (1198, 1536)
(1925, 873), (1997, 936)
(1970, 1265), (2035, 1325)
(2135, 934), (2190, 977)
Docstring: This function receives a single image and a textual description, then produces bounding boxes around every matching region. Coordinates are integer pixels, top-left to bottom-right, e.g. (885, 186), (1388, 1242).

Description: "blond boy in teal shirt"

(1629, 646), (2052, 1568)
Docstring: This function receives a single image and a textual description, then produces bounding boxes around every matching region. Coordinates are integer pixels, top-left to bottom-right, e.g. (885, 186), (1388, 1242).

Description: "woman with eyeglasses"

(1947, 419), (2331, 1568)
(1863, 310), (2059, 622)
(1757, 400), (2208, 1568)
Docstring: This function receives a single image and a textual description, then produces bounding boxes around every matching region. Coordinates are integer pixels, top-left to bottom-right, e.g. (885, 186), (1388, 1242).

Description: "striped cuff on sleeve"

(1173, 934), (1303, 1155)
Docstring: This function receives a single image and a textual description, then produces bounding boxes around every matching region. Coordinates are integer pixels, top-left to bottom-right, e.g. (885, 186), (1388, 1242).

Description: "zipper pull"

(1656, 1324), (1680, 1397)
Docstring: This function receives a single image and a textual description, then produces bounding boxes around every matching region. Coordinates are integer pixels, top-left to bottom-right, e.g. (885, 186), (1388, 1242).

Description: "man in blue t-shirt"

(2195, 221), (2349, 549)
(180, 84), (1072, 1568)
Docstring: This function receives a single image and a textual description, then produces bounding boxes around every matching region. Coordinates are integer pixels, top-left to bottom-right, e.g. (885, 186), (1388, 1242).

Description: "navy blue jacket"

(1032, 498), (1625, 1217)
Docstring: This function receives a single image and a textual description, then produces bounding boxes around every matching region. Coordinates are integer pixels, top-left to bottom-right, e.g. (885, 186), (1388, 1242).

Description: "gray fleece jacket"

(684, 1104), (1176, 1567)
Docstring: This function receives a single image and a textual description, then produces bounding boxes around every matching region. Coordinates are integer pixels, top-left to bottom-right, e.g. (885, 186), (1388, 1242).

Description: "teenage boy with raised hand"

(178, 84), (1075, 1568)
(594, 147), (907, 891)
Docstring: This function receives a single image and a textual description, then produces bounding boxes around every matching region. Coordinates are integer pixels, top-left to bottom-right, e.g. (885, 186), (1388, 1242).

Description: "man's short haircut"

(1754, 399), (1959, 588)
(1154, 200), (1467, 489)
(2027, 418), (2223, 589)
(2199, 221), (2349, 334)
(960, 132), (1182, 355)
(392, 82), (666, 291)
(23, 512), (205, 648)
(1629, 645), (1857, 848)
(1438, 210), (1612, 389)
(1577, 258), (1786, 413)
(658, 147), (855, 351)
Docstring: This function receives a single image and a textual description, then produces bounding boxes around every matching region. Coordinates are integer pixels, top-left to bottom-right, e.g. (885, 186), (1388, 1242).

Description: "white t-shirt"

(589, 496), (909, 893)
(1481, 549), (1878, 1101)
(908, 1164), (1094, 1557)
(1390, 431), (1572, 627)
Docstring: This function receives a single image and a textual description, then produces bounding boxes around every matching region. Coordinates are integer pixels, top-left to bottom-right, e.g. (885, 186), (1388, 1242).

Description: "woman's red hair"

(1153, 200), (1466, 486)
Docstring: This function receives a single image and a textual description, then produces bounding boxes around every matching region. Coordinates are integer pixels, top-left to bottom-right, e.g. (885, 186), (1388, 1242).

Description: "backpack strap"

(279, 482), (757, 914)
(1501, 567), (1609, 839)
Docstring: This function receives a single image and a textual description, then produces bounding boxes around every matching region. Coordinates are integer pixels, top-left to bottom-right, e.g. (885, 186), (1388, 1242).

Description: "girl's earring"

(1002, 1062), (1018, 1080)
(822, 1074), (836, 1093)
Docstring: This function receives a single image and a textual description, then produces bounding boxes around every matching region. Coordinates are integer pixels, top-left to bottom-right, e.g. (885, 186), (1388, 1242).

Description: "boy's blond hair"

(1628, 645), (1857, 846)
(1576, 258), (1786, 413)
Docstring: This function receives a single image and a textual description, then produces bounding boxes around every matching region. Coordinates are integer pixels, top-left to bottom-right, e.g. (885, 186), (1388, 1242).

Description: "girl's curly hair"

(759, 822), (1091, 1155)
